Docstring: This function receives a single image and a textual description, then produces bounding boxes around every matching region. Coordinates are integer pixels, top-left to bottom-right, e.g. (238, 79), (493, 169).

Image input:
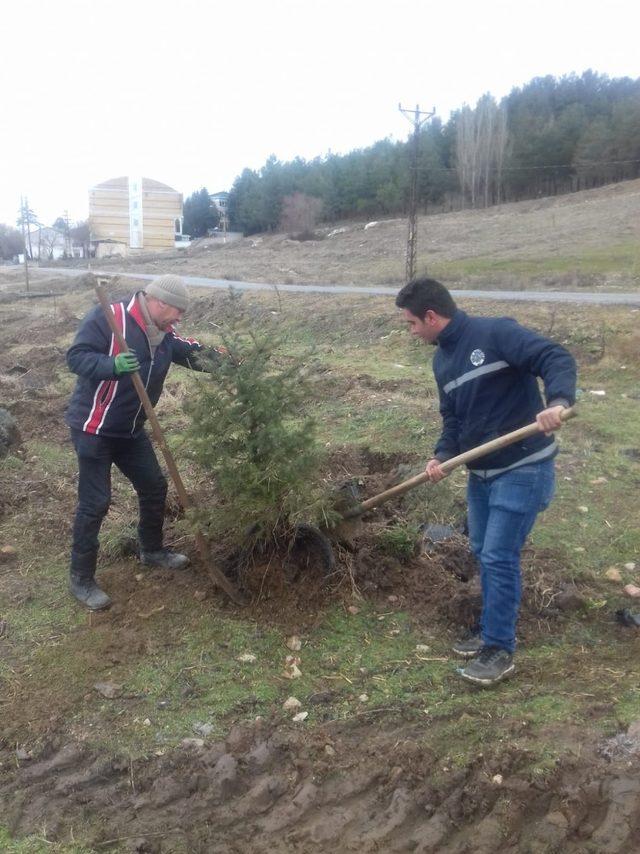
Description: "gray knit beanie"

(145, 275), (189, 310)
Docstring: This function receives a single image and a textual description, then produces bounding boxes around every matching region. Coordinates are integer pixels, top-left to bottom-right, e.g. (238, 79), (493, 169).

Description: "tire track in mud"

(2, 720), (640, 853)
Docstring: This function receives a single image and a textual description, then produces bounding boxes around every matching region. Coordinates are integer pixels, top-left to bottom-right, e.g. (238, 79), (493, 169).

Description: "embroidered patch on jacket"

(470, 349), (485, 366)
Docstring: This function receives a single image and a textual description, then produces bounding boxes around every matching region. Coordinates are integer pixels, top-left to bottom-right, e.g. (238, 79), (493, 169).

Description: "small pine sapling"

(186, 293), (336, 549)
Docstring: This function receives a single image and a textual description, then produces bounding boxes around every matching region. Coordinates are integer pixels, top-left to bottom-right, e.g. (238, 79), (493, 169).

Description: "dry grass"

(64, 178), (640, 290)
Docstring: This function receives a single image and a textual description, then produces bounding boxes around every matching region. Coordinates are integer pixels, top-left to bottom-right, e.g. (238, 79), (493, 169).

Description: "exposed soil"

(2, 718), (640, 853)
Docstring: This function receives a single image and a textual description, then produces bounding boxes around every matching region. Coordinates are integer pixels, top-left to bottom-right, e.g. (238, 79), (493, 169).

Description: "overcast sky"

(2, 0), (639, 227)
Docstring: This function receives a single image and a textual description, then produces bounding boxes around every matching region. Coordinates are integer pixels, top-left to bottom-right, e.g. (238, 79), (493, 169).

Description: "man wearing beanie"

(65, 274), (222, 610)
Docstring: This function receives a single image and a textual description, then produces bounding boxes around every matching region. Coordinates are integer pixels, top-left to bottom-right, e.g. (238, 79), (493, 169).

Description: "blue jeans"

(70, 429), (167, 579)
(467, 460), (555, 653)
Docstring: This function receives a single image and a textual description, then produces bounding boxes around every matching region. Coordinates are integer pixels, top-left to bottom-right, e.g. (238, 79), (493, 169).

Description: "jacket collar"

(436, 309), (468, 349)
(127, 293), (147, 333)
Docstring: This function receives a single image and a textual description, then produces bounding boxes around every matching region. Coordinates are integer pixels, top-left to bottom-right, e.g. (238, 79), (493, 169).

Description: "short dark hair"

(395, 277), (457, 319)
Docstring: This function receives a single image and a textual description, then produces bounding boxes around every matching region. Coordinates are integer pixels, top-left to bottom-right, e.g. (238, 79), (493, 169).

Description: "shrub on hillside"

(280, 193), (323, 241)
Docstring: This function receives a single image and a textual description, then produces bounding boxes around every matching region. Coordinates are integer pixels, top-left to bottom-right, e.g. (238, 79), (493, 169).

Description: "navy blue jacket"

(66, 293), (205, 438)
(432, 310), (576, 476)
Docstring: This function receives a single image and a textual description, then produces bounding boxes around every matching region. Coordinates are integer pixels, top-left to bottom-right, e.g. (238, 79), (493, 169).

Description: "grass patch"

(26, 440), (75, 472)
(0, 829), (91, 854)
(375, 523), (420, 560)
(430, 239), (640, 282)
(315, 399), (429, 450)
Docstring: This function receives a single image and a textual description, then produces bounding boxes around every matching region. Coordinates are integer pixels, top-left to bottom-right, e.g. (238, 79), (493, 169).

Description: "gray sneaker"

(140, 549), (189, 571)
(452, 630), (483, 659)
(458, 646), (515, 686)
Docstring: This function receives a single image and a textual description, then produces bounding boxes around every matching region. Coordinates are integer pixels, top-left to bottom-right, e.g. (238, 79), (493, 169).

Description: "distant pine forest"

(227, 71), (640, 235)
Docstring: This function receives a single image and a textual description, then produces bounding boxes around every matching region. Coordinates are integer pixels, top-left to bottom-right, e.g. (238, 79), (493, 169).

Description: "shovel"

(341, 407), (576, 521)
(95, 280), (246, 606)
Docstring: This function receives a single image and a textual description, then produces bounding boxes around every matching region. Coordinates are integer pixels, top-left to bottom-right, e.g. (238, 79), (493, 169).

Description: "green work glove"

(114, 351), (140, 376)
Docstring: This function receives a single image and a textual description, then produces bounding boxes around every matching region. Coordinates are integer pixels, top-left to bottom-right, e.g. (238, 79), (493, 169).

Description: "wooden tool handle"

(95, 282), (190, 508)
(342, 407), (576, 519)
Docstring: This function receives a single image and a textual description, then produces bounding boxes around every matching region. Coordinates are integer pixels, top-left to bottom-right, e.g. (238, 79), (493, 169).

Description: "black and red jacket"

(66, 292), (204, 437)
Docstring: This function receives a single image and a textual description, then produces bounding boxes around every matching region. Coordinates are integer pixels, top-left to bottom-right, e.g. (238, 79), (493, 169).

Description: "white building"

(89, 176), (184, 256)
(26, 227), (84, 260)
(209, 191), (229, 216)
(209, 191), (230, 232)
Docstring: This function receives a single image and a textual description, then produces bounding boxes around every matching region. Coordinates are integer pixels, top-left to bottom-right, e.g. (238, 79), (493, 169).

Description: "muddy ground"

(3, 717), (640, 853)
(1, 272), (639, 852)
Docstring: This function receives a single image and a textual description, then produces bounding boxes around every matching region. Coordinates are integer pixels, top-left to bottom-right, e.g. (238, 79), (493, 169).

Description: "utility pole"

(64, 209), (72, 258)
(18, 196), (30, 293)
(399, 103), (435, 283)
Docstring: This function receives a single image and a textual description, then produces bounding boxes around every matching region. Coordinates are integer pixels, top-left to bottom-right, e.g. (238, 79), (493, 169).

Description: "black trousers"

(70, 428), (167, 578)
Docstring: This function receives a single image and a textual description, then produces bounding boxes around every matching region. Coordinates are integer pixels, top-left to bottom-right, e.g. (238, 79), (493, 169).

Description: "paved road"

(36, 267), (640, 305)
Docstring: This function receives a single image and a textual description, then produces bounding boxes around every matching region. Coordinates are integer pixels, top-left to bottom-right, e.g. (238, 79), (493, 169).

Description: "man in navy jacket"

(396, 277), (576, 686)
(66, 274), (218, 610)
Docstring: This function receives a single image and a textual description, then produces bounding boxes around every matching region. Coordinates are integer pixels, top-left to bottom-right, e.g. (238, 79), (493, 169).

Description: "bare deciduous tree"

(70, 220), (91, 257)
(16, 199), (38, 259)
(455, 95), (507, 208)
(280, 193), (323, 240)
(38, 228), (63, 260)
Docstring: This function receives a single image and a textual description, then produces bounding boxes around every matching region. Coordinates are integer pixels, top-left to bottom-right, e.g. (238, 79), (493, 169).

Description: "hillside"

(90, 179), (640, 291)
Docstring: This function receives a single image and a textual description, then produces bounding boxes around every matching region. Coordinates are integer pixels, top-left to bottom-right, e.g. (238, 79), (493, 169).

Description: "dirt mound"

(208, 445), (576, 639)
(0, 322), (71, 444)
(5, 394), (69, 444)
(2, 719), (639, 852)
(219, 528), (573, 647)
(0, 408), (20, 459)
(0, 285), (78, 446)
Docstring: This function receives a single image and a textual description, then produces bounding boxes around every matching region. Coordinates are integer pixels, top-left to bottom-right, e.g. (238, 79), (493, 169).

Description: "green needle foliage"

(186, 293), (335, 543)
